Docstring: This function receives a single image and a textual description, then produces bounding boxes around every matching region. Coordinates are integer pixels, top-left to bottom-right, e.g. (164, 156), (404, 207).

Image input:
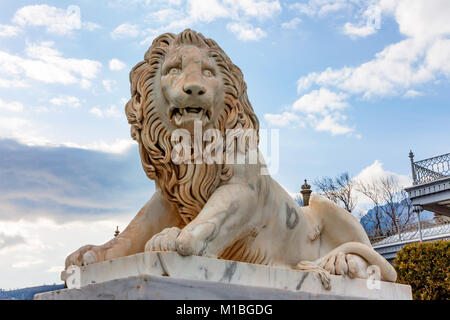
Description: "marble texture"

(33, 275), (388, 300)
(47, 252), (411, 300)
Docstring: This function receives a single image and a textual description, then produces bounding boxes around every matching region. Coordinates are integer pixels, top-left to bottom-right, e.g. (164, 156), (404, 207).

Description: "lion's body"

(65, 29), (397, 286)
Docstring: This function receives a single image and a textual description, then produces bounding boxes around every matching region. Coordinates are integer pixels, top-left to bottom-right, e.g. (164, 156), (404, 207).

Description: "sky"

(0, 0), (449, 289)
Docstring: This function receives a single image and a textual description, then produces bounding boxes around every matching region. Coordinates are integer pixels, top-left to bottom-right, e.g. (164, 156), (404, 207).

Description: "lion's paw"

(65, 238), (130, 269)
(66, 244), (109, 267)
(175, 230), (203, 256)
(175, 222), (216, 257)
(320, 253), (368, 279)
(65, 245), (98, 268)
(295, 260), (331, 290)
(145, 227), (181, 252)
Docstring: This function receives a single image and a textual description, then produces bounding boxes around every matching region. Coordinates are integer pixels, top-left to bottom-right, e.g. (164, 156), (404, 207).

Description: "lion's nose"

(183, 83), (206, 96)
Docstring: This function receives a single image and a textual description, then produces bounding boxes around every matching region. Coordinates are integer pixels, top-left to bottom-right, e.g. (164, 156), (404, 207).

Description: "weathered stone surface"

(38, 252), (411, 300)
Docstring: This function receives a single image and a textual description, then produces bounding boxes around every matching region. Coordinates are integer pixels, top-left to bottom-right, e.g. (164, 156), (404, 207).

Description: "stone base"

(34, 252), (412, 300)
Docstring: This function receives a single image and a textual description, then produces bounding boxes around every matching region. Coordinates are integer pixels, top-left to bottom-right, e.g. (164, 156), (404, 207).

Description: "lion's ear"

(125, 93), (143, 142)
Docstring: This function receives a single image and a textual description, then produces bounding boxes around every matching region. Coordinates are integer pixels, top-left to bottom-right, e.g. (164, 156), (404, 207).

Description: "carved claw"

(295, 260), (331, 290)
(176, 222), (216, 257)
(145, 227), (181, 252)
(175, 229), (205, 256)
(319, 252), (369, 280)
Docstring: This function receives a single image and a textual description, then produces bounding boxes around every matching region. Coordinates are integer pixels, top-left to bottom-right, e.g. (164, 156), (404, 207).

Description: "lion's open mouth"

(169, 105), (211, 126)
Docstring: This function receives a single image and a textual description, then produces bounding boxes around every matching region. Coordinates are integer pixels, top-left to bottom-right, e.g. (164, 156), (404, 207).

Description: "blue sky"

(0, 0), (449, 289)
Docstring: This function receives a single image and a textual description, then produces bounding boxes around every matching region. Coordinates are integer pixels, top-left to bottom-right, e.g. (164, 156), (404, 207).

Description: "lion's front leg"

(66, 190), (180, 268)
(174, 183), (257, 258)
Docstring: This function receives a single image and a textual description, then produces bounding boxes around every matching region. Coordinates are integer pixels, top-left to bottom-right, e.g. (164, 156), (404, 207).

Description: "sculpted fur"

(65, 29), (396, 287)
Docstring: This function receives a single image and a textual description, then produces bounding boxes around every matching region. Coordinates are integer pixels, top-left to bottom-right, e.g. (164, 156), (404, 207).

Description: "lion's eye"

(203, 69), (213, 77)
(169, 67), (180, 75)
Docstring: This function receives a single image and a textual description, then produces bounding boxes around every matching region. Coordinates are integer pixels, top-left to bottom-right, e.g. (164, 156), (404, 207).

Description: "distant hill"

(360, 200), (434, 236)
(0, 284), (64, 300)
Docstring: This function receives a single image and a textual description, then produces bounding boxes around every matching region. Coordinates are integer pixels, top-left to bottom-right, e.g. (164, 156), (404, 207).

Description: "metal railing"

(410, 152), (450, 185)
(369, 218), (450, 246)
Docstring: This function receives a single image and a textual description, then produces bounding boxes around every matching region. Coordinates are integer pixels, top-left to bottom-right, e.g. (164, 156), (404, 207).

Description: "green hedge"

(393, 240), (449, 300)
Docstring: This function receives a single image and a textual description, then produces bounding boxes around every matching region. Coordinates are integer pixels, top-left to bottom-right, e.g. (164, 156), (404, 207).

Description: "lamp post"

(395, 218), (402, 241)
(413, 205), (423, 242)
(409, 150), (417, 184)
(301, 179), (312, 206)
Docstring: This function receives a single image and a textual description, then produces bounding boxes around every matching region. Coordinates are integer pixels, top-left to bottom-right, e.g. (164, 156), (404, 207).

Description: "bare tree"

(314, 172), (358, 213)
(356, 176), (414, 236)
(379, 177), (414, 234)
(356, 179), (388, 237)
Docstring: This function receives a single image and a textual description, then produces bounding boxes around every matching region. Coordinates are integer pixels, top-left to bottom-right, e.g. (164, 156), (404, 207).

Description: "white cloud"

(391, 0), (450, 40)
(224, 0), (281, 19)
(102, 79), (117, 92)
(292, 88), (348, 114)
(313, 113), (353, 135)
(297, 38), (433, 98)
(89, 107), (103, 118)
(0, 41), (101, 88)
(226, 22), (266, 41)
(111, 23), (140, 39)
(352, 160), (412, 215)
(0, 117), (32, 136)
(0, 78), (28, 88)
(83, 22), (101, 32)
(64, 138), (136, 154)
(425, 38), (450, 76)
(0, 114), (134, 155)
(0, 216), (133, 288)
(342, 22), (376, 38)
(354, 160), (412, 189)
(0, 24), (21, 37)
(290, 0), (350, 17)
(279, 0), (450, 136)
(109, 58), (126, 71)
(264, 112), (303, 127)
(80, 79), (92, 89)
(403, 90), (422, 98)
(12, 260), (44, 269)
(13, 4), (100, 35)
(47, 266), (64, 273)
(130, 0), (281, 43)
(187, 0), (230, 22)
(0, 98), (24, 112)
(297, 0), (450, 98)
(281, 17), (301, 29)
(267, 88), (351, 135)
(50, 95), (81, 108)
(147, 8), (185, 24)
(89, 105), (122, 119)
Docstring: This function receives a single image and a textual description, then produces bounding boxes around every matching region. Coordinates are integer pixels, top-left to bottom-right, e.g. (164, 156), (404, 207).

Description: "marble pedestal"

(34, 252), (412, 300)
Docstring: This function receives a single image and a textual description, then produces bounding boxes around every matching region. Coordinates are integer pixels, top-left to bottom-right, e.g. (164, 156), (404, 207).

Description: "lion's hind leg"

(294, 242), (397, 290)
(316, 242), (397, 282)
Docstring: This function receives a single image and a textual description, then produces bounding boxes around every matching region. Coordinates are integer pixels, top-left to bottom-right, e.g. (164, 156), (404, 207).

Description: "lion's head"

(125, 29), (259, 225)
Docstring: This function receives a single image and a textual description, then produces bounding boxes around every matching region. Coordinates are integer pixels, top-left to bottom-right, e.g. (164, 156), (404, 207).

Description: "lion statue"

(65, 29), (396, 288)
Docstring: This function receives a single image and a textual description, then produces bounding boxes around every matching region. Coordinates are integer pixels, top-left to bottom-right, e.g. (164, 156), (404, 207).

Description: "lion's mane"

(125, 29), (259, 226)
